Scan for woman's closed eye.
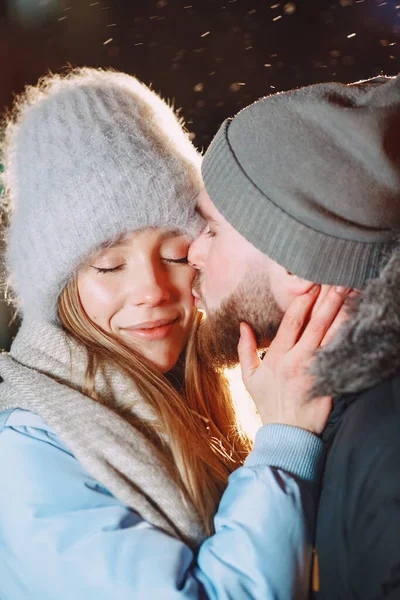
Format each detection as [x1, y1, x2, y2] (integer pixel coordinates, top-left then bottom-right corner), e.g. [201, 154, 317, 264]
[163, 256, 189, 265]
[89, 257, 189, 274]
[91, 264, 125, 274]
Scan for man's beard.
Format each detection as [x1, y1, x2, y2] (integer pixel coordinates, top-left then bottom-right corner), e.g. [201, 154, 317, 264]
[194, 269, 284, 370]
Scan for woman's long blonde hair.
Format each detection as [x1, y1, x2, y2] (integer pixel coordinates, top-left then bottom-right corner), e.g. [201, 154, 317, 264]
[58, 278, 253, 536]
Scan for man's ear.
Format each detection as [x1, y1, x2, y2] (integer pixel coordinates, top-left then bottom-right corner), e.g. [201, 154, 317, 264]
[285, 271, 316, 296]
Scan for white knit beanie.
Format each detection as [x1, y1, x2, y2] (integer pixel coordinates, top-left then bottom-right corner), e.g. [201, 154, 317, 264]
[1, 67, 204, 323]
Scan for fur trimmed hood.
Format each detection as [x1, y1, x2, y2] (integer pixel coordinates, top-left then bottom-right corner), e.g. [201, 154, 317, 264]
[313, 247, 400, 398]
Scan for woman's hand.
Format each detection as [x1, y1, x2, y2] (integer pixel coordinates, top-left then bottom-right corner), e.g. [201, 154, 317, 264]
[238, 285, 351, 435]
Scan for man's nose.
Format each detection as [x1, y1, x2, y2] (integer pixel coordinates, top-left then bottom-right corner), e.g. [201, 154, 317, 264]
[188, 234, 206, 270]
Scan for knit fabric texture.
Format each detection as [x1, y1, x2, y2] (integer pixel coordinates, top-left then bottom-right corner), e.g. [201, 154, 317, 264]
[0, 319, 205, 546]
[202, 75, 400, 289]
[1, 68, 204, 322]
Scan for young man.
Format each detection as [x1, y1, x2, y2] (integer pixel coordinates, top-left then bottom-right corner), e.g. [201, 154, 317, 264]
[189, 75, 400, 599]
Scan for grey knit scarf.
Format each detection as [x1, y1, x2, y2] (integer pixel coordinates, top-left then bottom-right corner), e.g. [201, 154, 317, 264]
[0, 320, 205, 547]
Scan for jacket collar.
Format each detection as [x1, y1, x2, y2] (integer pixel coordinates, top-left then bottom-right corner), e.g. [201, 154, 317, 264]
[313, 247, 400, 400]
[321, 394, 359, 446]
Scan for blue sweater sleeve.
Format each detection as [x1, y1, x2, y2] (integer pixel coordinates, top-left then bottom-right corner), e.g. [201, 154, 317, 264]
[0, 419, 325, 600]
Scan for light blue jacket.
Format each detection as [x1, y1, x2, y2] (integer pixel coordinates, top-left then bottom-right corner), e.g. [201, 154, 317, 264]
[0, 407, 325, 600]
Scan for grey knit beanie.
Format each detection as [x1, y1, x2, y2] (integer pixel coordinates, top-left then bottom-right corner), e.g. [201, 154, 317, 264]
[202, 75, 400, 289]
[1, 67, 204, 323]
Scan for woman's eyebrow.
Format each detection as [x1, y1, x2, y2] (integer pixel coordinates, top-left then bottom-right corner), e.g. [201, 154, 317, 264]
[99, 233, 130, 250]
[158, 230, 187, 242]
[97, 230, 186, 254]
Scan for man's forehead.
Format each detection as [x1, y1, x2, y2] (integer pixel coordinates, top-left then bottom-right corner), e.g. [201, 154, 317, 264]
[196, 188, 224, 223]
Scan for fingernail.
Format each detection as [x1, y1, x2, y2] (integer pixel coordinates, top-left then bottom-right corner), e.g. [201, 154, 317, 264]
[308, 284, 319, 294]
[336, 286, 346, 295]
[349, 290, 360, 298]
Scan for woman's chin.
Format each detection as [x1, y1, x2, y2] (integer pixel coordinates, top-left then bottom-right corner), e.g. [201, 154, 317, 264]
[150, 355, 179, 373]
[124, 340, 181, 373]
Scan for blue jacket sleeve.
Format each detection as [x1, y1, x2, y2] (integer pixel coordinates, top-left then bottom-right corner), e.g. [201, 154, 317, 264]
[0, 416, 325, 600]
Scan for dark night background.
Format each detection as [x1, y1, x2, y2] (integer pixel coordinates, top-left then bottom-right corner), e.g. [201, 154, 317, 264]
[1, 0, 400, 150]
[0, 0, 400, 348]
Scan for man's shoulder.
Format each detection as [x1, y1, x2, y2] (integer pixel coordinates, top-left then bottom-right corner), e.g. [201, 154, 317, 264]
[327, 373, 400, 479]
[317, 374, 400, 600]
[343, 373, 400, 437]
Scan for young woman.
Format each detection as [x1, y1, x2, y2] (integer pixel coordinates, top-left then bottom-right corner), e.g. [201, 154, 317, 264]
[0, 68, 342, 599]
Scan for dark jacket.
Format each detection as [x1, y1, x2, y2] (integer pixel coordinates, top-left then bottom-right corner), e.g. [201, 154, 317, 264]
[312, 249, 400, 600]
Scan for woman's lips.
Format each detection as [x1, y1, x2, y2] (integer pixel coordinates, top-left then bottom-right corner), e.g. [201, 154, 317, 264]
[121, 318, 179, 341]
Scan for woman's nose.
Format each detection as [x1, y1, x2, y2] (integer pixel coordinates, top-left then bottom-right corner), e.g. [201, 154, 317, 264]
[127, 271, 171, 307]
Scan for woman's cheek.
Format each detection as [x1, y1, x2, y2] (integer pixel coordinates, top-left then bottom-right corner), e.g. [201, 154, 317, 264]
[169, 268, 194, 306]
[78, 275, 121, 324]
[180, 267, 196, 292]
